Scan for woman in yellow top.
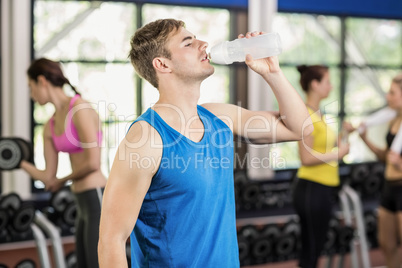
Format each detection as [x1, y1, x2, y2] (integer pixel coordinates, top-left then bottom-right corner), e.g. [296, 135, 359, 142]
[292, 65, 349, 268]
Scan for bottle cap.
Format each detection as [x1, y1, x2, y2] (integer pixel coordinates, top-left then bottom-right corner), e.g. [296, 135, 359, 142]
[209, 41, 232, 65]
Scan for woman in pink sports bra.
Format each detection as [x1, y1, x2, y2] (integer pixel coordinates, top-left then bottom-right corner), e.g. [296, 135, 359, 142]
[20, 58, 106, 268]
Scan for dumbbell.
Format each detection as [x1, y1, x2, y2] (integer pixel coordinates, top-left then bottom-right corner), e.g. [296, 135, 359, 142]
[0, 209, 9, 230]
[241, 182, 261, 210]
[323, 217, 340, 255]
[49, 188, 76, 227]
[15, 259, 36, 268]
[251, 223, 281, 261]
[337, 225, 355, 253]
[348, 164, 370, 195]
[364, 211, 378, 248]
[275, 219, 301, 260]
[237, 235, 249, 263]
[237, 225, 259, 262]
[234, 170, 248, 206]
[363, 163, 384, 197]
[0, 193, 35, 233]
[65, 251, 77, 268]
[0, 138, 32, 170]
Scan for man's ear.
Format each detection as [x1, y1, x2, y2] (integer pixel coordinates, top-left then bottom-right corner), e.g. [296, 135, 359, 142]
[152, 57, 171, 73]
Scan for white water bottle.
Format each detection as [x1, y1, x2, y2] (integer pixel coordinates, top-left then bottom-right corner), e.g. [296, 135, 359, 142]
[209, 32, 282, 65]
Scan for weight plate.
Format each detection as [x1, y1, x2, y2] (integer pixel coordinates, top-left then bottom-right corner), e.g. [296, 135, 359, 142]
[50, 188, 74, 212]
[0, 139, 22, 170]
[65, 251, 77, 268]
[62, 202, 77, 226]
[0, 193, 22, 211]
[15, 259, 35, 268]
[13, 138, 32, 162]
[12, 206, 35, 232]
[0, 209, 9, 229]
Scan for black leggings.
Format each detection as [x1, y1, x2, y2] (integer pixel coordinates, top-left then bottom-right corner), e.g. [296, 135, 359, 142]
[73, 187, 104, 268]
[292, 178, 335, 268]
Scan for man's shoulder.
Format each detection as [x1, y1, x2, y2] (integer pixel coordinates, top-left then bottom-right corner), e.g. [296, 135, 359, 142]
[125, 120, 162, 148]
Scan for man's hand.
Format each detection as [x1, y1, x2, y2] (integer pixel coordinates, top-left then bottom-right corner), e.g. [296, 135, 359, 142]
[239, 31, 281, 75]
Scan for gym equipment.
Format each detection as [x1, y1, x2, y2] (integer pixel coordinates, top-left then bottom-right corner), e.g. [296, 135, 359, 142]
[251, 223, 281, 262]
[15, 259, 36, 268]
[65, 251, 77, 268]
[338, 185, 370, 268]
[363, 163, 384, 197]
[350, 163, 370, 186]
[0, 209, 9, 230]
[241, 182, 260, 209]
[237, 235, 249, 263]
[61, 202, 77, 227]
[237, 225, 259, 265]
[30, 223, 51, 268]
[0, 193, 35, 234]
[34, 210, 66, 268]
[322, 218, 339, 255]
[11, 205, 35, 232]
[0, 193, 22, 212]
[234, 169, 248, 186]
[0, 138, 32, 170]
[50, 188, 74, 213]
[337, 225, 355, 253]
[49, 188, 76, 228]
[275, 219, 300, 260]
[364, 211, 378, 248]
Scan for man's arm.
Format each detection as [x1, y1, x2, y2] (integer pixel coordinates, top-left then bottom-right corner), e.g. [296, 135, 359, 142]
[203, 32, 313, 144]
[98, 121, 162, 267]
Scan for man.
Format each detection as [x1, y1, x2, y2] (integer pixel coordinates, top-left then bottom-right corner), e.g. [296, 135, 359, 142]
[98, 19, 313, 267]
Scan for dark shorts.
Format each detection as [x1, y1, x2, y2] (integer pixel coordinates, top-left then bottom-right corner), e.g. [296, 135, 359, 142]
[380, 180, 402, 212]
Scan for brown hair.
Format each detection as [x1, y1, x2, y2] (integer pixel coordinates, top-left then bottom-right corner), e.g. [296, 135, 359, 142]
[392, 73, 402, 91]
[296, 65, 329, 92]
[27, 58, 80, 95]
[128, 19, 185, 89]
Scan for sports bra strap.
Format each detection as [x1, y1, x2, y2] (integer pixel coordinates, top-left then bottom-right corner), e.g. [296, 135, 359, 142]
[68, 94, 80, 121]
[69, 94, 80, 109]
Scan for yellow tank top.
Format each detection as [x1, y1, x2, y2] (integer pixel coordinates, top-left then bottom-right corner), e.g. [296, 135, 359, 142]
[297, 107, 339, 187]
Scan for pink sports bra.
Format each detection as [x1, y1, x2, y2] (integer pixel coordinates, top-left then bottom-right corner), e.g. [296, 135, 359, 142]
[50, 95, 102, 154]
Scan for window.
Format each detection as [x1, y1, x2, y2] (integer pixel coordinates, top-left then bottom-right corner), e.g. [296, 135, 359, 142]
[32, 1, 402, 184]
[32, 1, 231, 190]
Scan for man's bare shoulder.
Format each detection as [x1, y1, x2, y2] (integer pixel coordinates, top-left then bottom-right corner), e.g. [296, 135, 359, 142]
[123, 120, 163, 151]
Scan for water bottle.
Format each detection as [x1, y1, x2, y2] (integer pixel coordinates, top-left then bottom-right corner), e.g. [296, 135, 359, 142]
[208, 32, 282, 65]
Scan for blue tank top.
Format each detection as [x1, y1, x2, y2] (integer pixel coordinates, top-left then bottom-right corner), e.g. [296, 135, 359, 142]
[129, 105, 239, 268]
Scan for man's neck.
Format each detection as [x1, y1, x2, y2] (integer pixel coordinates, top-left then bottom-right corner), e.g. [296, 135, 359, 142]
[157, 81, 201, 118]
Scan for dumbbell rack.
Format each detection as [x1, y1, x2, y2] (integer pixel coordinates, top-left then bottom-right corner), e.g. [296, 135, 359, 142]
[325, 185, 370, 268]
[0, 193, 68, 268]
